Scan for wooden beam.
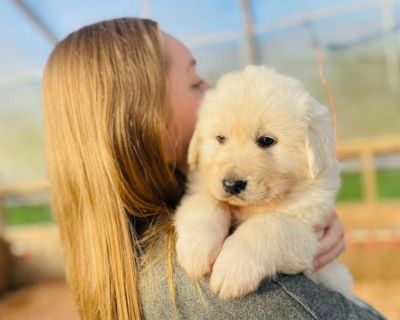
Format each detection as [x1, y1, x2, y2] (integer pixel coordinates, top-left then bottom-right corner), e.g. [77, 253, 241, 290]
[337, 202, 400, 228]
[0, 180, 49, 199]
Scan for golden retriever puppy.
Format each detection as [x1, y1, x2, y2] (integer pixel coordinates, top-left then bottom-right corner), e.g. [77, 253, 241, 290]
[174, 65, 353, 300]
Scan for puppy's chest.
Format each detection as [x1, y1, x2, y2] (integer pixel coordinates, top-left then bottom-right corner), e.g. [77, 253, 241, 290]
[230, 207, 252, 226]
[229, 205, 277, 229]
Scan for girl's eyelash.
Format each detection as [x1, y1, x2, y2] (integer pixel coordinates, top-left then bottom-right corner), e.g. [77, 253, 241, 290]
[192, 80, 203, 88]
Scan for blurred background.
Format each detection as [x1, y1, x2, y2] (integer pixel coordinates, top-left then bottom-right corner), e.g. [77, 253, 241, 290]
[0, 0, 399, 319]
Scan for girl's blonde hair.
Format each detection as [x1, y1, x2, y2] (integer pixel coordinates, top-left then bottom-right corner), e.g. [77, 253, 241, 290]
[42, 18, 182, 319]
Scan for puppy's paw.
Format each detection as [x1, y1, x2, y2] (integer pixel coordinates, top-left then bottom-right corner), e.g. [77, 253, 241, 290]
[209, 236, 274, 300]
[176, 232, 224, 280]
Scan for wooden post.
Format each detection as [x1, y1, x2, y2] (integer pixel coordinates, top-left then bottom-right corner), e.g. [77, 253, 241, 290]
[0, 196, 5, 236]
[0, 196, 9, 292]
[361, 150, 377, 204]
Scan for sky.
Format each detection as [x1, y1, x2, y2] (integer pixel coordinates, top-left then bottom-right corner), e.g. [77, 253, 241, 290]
[1, 0, 400, 182]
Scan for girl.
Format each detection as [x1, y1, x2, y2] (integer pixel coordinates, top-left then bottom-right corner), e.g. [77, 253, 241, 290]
[42, 18, 383, 319]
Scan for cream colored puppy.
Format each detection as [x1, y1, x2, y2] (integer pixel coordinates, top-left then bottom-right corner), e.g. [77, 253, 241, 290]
[174, 65, 353, 300]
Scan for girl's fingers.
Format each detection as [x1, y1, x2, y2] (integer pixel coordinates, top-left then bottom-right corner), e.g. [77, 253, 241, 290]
[314, 210, 336, 233]
[313, 237, 346, 271]
[316, 216, 344, 258]
[313, 210, 347, 270]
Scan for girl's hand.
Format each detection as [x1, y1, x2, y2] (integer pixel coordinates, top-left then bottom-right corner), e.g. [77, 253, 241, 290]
[313, 210, 346, 271]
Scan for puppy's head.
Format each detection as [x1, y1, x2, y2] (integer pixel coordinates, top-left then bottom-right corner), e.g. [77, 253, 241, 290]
[189, 65, 335, 207]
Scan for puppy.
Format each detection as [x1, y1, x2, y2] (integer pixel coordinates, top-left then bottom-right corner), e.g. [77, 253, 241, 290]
[174, 65, 353, 300]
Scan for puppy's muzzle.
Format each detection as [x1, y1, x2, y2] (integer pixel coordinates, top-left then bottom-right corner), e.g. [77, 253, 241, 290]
[223, 179, 247, 195]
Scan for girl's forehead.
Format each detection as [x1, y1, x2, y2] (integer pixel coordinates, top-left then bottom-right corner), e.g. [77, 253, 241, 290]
[162, 32, 193, 68]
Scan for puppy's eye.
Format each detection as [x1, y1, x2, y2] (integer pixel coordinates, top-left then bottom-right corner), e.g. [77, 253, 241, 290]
[256, 136, 277, 149]
[216, 135, 226, 144]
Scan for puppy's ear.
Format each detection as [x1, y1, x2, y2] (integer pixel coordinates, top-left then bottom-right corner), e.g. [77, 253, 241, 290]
[306, 99, 336, 179]
[187, 127, 201, 172]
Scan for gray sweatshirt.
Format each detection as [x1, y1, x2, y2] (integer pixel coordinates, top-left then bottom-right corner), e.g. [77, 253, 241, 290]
[139, 237, 386, 320]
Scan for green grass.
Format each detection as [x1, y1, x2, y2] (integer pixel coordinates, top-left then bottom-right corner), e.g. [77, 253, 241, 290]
[5, 204, 53, 226]
[377, 169, 400, 199]
[337, 172, 363, 202]
[337, 169, 400, 202]
[3, 169, 400, 226]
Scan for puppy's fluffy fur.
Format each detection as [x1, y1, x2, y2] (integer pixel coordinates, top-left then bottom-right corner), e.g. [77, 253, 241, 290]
[174, 66, 353, 300]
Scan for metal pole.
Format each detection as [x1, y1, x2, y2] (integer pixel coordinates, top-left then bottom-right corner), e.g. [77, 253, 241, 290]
[139, 0, 152, 18]
[12, 0, 58, 45]
[381, 0, 399, 92]
[240, 0, 259, 65]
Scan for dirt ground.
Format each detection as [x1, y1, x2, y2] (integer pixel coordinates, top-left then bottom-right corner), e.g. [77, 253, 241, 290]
[353, 279, 400, 320]
[0, 279, 398, 319]
[0, 281, 78, 320]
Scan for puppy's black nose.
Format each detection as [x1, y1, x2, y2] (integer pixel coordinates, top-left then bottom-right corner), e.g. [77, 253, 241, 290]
[223, 179, 247, 195]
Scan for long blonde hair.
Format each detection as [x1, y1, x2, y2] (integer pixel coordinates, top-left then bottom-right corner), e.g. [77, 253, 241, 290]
[42, 18, 182, 319]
